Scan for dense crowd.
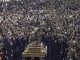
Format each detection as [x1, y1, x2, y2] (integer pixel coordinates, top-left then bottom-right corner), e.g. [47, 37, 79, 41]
[0, 0, 80, 60]
[0, 29, 69, 60]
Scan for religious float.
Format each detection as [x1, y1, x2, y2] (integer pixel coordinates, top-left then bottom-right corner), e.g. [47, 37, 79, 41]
[23, 41, 47, 60]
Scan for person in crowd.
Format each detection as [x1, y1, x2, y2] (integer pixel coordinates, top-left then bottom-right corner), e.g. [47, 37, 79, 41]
[41, 31, 55, 60]
[11, 35, 17, 60]
[14, 34, 23, 60]
[5, 36, 14, 60]
[58, 35, 69, 60]
[52, 34, 60, 60]
[0, 35, 6, 60]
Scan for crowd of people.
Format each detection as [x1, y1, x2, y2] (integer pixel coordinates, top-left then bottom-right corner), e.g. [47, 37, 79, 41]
[0, 28, 69, 60]
[0, 0, 80, 60]
[0, 31, 30, 60]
